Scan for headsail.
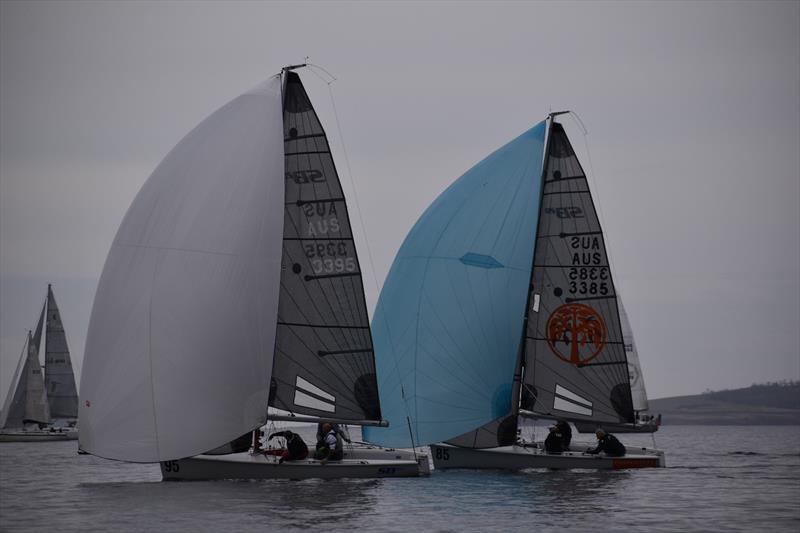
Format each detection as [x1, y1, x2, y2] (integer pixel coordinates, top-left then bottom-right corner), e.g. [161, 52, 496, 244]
[521, 121, 634, 425]
[269, 71, 381, 422]
[619, 299, 649, 412]
[44, 285, 78, 419]
[2, 303, 51, 429]
[364, 122, 546, 448]
[79, 77, 285, 462]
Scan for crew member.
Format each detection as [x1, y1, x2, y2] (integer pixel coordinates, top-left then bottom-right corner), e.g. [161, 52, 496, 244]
[314, 422, 344, 463]
[265, 430, 309, 463]
[544, 426, 564, 454]
[587, 428, 626, 457]
[555, 420, 572, 450]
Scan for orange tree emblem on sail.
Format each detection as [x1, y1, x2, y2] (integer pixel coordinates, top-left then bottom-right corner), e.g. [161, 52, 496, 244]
[546, 303, 606, 365]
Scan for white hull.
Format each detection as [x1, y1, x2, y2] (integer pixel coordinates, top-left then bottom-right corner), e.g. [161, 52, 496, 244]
[160, 445, 430, 480]
[430, 443, 665, 470]
[0, 428, 78, 442]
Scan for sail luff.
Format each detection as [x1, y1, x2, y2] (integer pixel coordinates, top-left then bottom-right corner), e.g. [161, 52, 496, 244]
[516, 113, 558, 410]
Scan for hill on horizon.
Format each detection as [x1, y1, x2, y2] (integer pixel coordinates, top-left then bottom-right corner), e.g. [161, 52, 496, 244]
[649, 381, 799, 425]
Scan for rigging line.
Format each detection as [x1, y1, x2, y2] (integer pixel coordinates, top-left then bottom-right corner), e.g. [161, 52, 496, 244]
[323, 76, 382, 306]
[298, 73, 376, 380]
[567, 110, 620, 283]
[306, 64, 413, 444]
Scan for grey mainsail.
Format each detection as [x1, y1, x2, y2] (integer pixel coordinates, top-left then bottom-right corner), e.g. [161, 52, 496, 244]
[44, 285, 78, 419]
[521, 121, 633, 425]
[269, 71, 381, 422]
[2, 303, 51, 429]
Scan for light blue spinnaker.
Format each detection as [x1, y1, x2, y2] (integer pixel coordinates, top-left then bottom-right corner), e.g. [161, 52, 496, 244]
[364, 121, 546, 448]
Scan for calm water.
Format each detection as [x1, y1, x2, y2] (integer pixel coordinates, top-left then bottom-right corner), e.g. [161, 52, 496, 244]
[1, 425, 798, 532]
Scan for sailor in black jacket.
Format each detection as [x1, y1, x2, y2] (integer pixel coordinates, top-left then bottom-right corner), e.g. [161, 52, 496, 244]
[587, 428, 626, 457]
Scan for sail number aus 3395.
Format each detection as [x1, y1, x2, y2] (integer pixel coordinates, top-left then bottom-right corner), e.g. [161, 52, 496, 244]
[568, 267, 609, 296]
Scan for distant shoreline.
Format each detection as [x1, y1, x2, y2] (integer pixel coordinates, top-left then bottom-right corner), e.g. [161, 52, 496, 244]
[648, 382, 799, 426]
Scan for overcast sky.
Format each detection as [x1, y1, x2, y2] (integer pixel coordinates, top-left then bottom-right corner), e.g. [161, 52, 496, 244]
[1, 0, 798, 400]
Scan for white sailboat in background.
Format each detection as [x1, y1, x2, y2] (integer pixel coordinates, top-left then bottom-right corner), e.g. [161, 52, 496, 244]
[1, 285, 79, 442]
[574, 300, 661, 433]
[364, 112, 664, 470]
[78, 65, 428, 479]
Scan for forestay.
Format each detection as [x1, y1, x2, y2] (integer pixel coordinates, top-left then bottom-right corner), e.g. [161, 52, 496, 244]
[79, 77, 285, 462]
[364, 122, 546, 448]
[270, 71, 381, 422]
[521, 122, 634, 425]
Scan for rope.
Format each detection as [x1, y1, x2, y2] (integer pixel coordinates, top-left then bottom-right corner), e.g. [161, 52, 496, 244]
[305, 63, 418, 454]
[567, 111, 620, 279]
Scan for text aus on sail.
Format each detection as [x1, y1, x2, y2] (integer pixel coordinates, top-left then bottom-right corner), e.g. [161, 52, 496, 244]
[288, 171, 357, 278]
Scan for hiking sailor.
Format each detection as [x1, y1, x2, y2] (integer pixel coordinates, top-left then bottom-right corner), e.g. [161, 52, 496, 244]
[587, 428, 626, 457]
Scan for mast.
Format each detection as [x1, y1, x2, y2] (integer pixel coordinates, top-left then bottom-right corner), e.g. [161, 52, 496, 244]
[513, 111, 566, 417]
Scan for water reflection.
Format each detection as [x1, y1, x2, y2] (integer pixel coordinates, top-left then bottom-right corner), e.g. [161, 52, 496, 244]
[252, 478, 381, 527]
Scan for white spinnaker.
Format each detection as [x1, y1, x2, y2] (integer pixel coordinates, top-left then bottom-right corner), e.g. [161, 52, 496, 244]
[79, 78, 285, 462]
[619, 300, 649, 412]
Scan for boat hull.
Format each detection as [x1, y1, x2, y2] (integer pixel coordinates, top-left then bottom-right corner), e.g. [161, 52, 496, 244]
[430, 443, 665, 470]
[0, 429, 78, 442]
[160, 446, 430, 480]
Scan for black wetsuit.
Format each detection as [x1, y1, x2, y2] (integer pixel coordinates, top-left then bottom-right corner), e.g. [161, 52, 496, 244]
[268, 430, 309, 460]
[589, 433, 626, 457]
[544, 431, 564, 454]
[555, 421, 572, 450]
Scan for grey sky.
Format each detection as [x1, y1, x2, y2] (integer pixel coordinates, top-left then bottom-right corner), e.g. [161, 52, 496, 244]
[1, 0, 798, 400]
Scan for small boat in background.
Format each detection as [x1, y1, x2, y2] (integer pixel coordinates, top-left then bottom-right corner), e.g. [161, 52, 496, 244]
[1, 285, 78, 442]
[574, 301, 661, 434]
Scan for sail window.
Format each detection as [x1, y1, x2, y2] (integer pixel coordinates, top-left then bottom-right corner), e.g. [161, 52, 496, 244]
[293, 376, 336, 412]
[295, 376, 335, 402]
[553, 384, 593, 416]
[294, 390, 335, 412]
[459, 253, 504, 269]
